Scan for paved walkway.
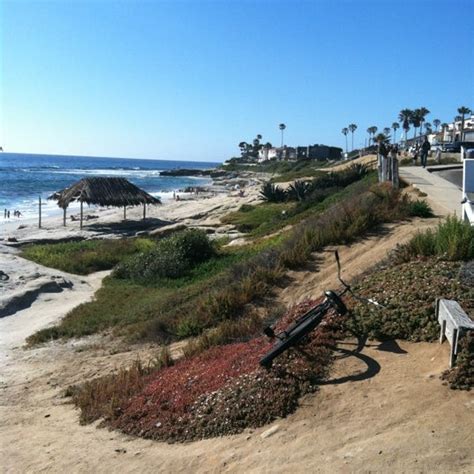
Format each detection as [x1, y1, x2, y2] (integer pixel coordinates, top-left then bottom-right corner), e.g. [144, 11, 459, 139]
[399, 165, 463, 217]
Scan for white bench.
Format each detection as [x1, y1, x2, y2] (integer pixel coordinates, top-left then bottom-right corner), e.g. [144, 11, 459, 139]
[437, 298, 474, 367]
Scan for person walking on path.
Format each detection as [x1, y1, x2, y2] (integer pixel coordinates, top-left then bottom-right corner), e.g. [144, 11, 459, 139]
[420, 136, 431, 168]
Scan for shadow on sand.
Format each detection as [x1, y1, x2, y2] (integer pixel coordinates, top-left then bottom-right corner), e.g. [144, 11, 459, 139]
[85, 217, 173, 236]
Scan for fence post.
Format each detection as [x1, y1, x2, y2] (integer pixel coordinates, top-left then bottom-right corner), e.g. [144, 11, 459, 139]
[392, 158, 399, 189]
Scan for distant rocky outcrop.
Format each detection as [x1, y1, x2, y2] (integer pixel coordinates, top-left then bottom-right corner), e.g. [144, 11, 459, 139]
[159, 169, 227, 178]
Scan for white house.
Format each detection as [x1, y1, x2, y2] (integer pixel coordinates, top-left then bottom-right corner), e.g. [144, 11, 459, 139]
[443, 115, 474, 142]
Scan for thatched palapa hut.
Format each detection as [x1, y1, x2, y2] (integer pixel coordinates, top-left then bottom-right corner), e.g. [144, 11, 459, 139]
[49, 177, 161, 228]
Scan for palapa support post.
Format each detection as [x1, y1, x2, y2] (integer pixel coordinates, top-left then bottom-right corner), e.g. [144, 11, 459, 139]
[80, 200, 83, 230]
[38, 196, 42, 229]
[123, 205, 127, 220]
[143, 203, 146, 220]
[63, 207, 67, 226]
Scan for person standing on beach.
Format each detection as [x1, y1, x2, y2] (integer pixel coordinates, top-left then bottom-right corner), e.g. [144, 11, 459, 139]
[420, 136, 431, 168]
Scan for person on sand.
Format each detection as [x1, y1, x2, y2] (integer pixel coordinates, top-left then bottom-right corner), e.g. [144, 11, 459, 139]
[420, 136, 431, 168]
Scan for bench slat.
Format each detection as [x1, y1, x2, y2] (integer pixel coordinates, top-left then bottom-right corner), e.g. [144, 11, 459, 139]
[438, 299, 474, 329]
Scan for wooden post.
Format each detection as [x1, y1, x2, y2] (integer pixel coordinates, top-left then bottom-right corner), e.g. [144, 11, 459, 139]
[377, 154, 383, 182]
[392, 158, 399, 189]
[123, 206, 127, 220]
[63, 207, 67, 226]
[80, 200, 83, 229]
[143, 203, 146, 220]
[38, 196, 42, 229]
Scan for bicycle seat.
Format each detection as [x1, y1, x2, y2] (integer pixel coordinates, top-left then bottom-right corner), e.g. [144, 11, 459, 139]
[324, 290, 347, 315]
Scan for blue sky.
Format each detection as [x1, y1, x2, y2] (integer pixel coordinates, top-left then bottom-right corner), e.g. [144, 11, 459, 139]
[1, 0, 473, 162]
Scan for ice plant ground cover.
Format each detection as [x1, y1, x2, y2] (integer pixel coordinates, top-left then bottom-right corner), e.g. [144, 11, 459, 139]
[72, 300, 344, 442]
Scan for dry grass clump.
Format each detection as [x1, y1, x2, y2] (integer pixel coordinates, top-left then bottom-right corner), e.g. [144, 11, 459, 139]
[69, 347, 173, 424]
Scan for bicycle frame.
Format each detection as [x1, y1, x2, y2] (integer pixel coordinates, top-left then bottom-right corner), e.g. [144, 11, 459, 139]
[259, 250, 380, 368]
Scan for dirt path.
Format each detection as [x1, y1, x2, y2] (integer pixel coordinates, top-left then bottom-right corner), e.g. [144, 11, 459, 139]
[2, 333, 473, 473]
[278, 216, 439, 306]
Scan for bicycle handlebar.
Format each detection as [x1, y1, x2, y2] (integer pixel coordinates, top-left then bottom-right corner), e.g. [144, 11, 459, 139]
[259, 251, 383, 368]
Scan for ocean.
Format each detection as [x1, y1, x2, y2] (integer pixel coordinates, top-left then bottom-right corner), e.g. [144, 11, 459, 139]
[0, 153, 219, 220]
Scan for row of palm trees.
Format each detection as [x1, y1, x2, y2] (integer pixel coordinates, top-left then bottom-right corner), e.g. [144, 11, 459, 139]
[341, 123, 357, 152]
[342, 106, 472, 150]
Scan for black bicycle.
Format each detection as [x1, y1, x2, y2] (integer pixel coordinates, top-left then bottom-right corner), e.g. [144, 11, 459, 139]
[259, 251, 382, 368]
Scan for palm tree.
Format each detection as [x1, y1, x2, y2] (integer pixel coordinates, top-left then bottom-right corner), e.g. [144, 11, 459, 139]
[411, 109, 423, 139]
[374, 133, 390, 144]
[383, 127, 391, 136]
[457, 106, 472, 141]
[424, 122, 432, 134]
[399, 109, 413, 142]
[418, 107, 430, 137]
[278, 123, 286, 147]
[432, 119, 441, 132]
[238, 141, 249, 157]
[256, 134, 262, 140]
[366, 126, 377, 146]
[348, 123, 357, 150]
[341, 127, 349, 152]
[391, 122, 399, 143]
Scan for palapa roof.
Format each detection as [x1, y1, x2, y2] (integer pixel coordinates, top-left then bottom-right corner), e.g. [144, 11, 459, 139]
[49, 177, 162, 209]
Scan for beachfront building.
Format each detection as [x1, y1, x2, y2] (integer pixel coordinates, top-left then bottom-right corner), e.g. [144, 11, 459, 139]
[442, 115, 474, 142]
[258, 146, 297, 162]
[258, 144, 342, 162]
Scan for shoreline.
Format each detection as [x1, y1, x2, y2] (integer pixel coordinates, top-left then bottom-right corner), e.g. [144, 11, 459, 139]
[0, 170, 264, 347]
[0, 171, 264, 245]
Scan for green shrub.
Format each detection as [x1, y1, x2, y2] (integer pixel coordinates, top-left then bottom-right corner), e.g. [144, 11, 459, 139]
[287, 180, 312, 202]
[394, 216, 474, 263]
[114, 229, 215, 282]
[435, 216, 474, 260]
[259, 182, 287, 203]
[408, 200, 434, 218]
